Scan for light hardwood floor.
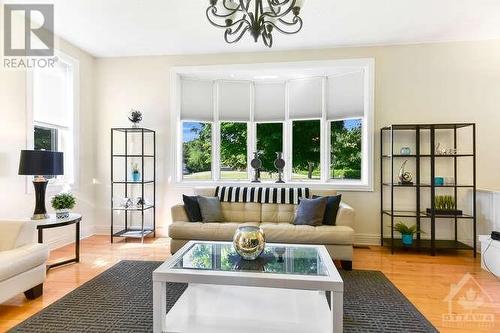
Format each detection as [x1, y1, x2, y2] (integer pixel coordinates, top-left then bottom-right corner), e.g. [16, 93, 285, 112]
[0, 235, 498, 332]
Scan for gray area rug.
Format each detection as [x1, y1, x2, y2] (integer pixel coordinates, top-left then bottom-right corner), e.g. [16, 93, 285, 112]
[9, 260, 437, 333]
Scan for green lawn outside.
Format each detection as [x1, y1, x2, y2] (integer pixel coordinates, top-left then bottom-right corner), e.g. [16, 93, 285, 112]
[183, 168, 361, 181]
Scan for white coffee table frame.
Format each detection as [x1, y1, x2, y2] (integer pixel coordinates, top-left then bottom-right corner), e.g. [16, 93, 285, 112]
[153, 241, 343, 333]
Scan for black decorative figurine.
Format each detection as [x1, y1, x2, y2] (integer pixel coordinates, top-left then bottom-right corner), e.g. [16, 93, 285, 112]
[250, 152, 262, 183]
[274, 152, 285, 183]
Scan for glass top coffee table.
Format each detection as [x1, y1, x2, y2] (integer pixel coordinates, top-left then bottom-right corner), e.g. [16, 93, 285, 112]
[153, 241, 343, 333]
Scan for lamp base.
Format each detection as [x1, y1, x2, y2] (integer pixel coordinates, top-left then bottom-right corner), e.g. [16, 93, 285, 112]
[32, 178, 49, 220]
[32, 213, 49, 220]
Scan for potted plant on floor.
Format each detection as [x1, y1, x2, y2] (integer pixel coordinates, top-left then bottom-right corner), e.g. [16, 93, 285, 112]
[393, 221, 421, 246]
[51, 193, 76, 219]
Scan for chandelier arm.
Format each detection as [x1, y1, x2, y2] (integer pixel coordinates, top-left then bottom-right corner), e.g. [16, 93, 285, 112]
[270, 0, 294, 7]
[226, 19, 248, 36]
[259, 1, 296, 24]
[224, 25, 250, 43]
[206, 7, 248, 29]
[206, 4, 241, 20]
[266, 16, 302, 34]
[239, 0, 251, 14]
[276, 16, 301, 26]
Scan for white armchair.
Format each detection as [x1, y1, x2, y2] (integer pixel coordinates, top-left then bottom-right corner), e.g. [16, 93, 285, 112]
[0, 220, 49, 303]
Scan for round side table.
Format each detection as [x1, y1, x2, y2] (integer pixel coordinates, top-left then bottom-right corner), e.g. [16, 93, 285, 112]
[36, 213, 82, 270]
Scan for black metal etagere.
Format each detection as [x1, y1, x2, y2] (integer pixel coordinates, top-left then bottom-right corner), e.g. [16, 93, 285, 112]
[111, 128, 156, 243]
[380, 123, 476, 256]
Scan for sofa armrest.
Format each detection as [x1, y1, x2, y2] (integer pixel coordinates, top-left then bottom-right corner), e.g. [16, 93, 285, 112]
[0, 220, 36, 252]
[171, 204, 190, 222]
[336, 202, 355, 229]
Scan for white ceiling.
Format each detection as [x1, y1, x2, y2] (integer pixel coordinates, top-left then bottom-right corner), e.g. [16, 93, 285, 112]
[7, 0, 500, 57]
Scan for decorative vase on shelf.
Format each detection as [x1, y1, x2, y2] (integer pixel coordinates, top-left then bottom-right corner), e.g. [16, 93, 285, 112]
[274, 152, 285, 183]
[233, 226, 266, 260]
[398, 160, 413, 185]
[250, 152, 262, 183]
[132, 171, 141, 182]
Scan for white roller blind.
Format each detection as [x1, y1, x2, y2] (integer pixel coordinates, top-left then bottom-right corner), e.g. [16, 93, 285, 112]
[327, 71, 365, 119]
[218, 80, 251, 121]
[181, 79, 213, 121]
[288, 77, 323, 119]
[33, 61, 72, 127]
[254, 82, 285, 121]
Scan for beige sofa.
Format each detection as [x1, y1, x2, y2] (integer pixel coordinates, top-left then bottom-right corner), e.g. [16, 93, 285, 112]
[0, 220, 49, 303]
[169, 187, 355, 270]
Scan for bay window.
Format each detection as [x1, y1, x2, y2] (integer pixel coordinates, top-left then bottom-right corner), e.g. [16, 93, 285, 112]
[174, 59, 374, 189]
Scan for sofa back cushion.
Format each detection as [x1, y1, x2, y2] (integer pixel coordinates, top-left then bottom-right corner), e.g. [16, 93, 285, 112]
[192, 187, 338, 224]
[261, 203, 297, 224]
[221, 202, 261, 223]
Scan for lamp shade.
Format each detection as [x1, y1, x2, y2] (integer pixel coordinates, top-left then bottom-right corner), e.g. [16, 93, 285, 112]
[18, 150, 64, 176]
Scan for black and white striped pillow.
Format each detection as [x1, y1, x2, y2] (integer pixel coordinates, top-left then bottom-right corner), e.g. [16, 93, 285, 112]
[214, 186, 310, 205]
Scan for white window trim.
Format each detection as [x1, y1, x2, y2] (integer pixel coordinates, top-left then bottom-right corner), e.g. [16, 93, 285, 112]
[26, 50, 80, 194]
[170, 59, 374, 191]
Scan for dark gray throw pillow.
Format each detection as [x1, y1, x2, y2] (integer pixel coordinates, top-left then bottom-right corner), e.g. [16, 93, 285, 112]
[313, 194, 342, 226]
[197, 196, 225, 223]
[183, 195, 202, 222]
[293, 197, 328, 226]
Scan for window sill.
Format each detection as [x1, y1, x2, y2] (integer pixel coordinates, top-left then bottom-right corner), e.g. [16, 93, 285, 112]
[172, 179, 373, 192]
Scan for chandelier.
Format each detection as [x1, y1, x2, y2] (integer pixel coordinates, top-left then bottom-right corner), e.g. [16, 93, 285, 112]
[206, 0, 305, 48]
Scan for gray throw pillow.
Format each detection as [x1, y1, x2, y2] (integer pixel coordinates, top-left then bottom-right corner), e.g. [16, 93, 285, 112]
[197, 196, 225, 223]
[293, 197, 328, 226]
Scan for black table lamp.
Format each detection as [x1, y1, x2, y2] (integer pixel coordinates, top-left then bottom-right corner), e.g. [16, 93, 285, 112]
[18, 150, 64, 220]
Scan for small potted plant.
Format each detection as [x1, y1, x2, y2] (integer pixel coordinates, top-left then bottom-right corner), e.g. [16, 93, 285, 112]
[426, 195, 462, 216]
[128, 109, 142, 128]
[131, 163, 141, 182]
[393, 221, 421, 246]
[51, 193, 76, 219]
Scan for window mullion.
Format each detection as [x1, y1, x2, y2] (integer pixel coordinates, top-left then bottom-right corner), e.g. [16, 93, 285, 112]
[248, 83, 255, 180]
[284, 80, 291, 182]
[213, 81, 221, 181]
[320, 76, 328, 182]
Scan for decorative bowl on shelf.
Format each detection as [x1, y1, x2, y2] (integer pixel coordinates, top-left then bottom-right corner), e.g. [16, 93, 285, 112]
[233, 226, 266, 260]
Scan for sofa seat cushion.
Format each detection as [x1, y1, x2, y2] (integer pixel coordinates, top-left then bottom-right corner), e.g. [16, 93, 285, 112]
[260, 223, 353, 245]
[0, 243, 49, 282]
[169, 222, 259, 241]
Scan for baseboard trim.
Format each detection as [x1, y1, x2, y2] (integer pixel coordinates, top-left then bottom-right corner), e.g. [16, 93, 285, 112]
[354, 233, 380, 246]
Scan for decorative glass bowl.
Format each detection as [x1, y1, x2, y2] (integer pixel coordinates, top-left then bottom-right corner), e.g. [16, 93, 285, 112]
[233, 226, 266, 260]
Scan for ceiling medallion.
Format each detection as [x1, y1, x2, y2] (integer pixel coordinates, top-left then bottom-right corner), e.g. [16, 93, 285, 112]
[206, 0, 305, 48]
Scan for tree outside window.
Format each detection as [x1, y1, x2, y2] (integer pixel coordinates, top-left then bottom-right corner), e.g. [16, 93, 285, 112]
[256, 123, 283, 180]
[220, 122, 248, 180]
[292, 120, 321, 180]
[182, 122, 212, 180]
[330, 119, 362, 179]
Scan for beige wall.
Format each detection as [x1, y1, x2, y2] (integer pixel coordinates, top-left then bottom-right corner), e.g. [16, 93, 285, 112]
[0, 17, 96, 248]
[94, 40, 500, 244]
